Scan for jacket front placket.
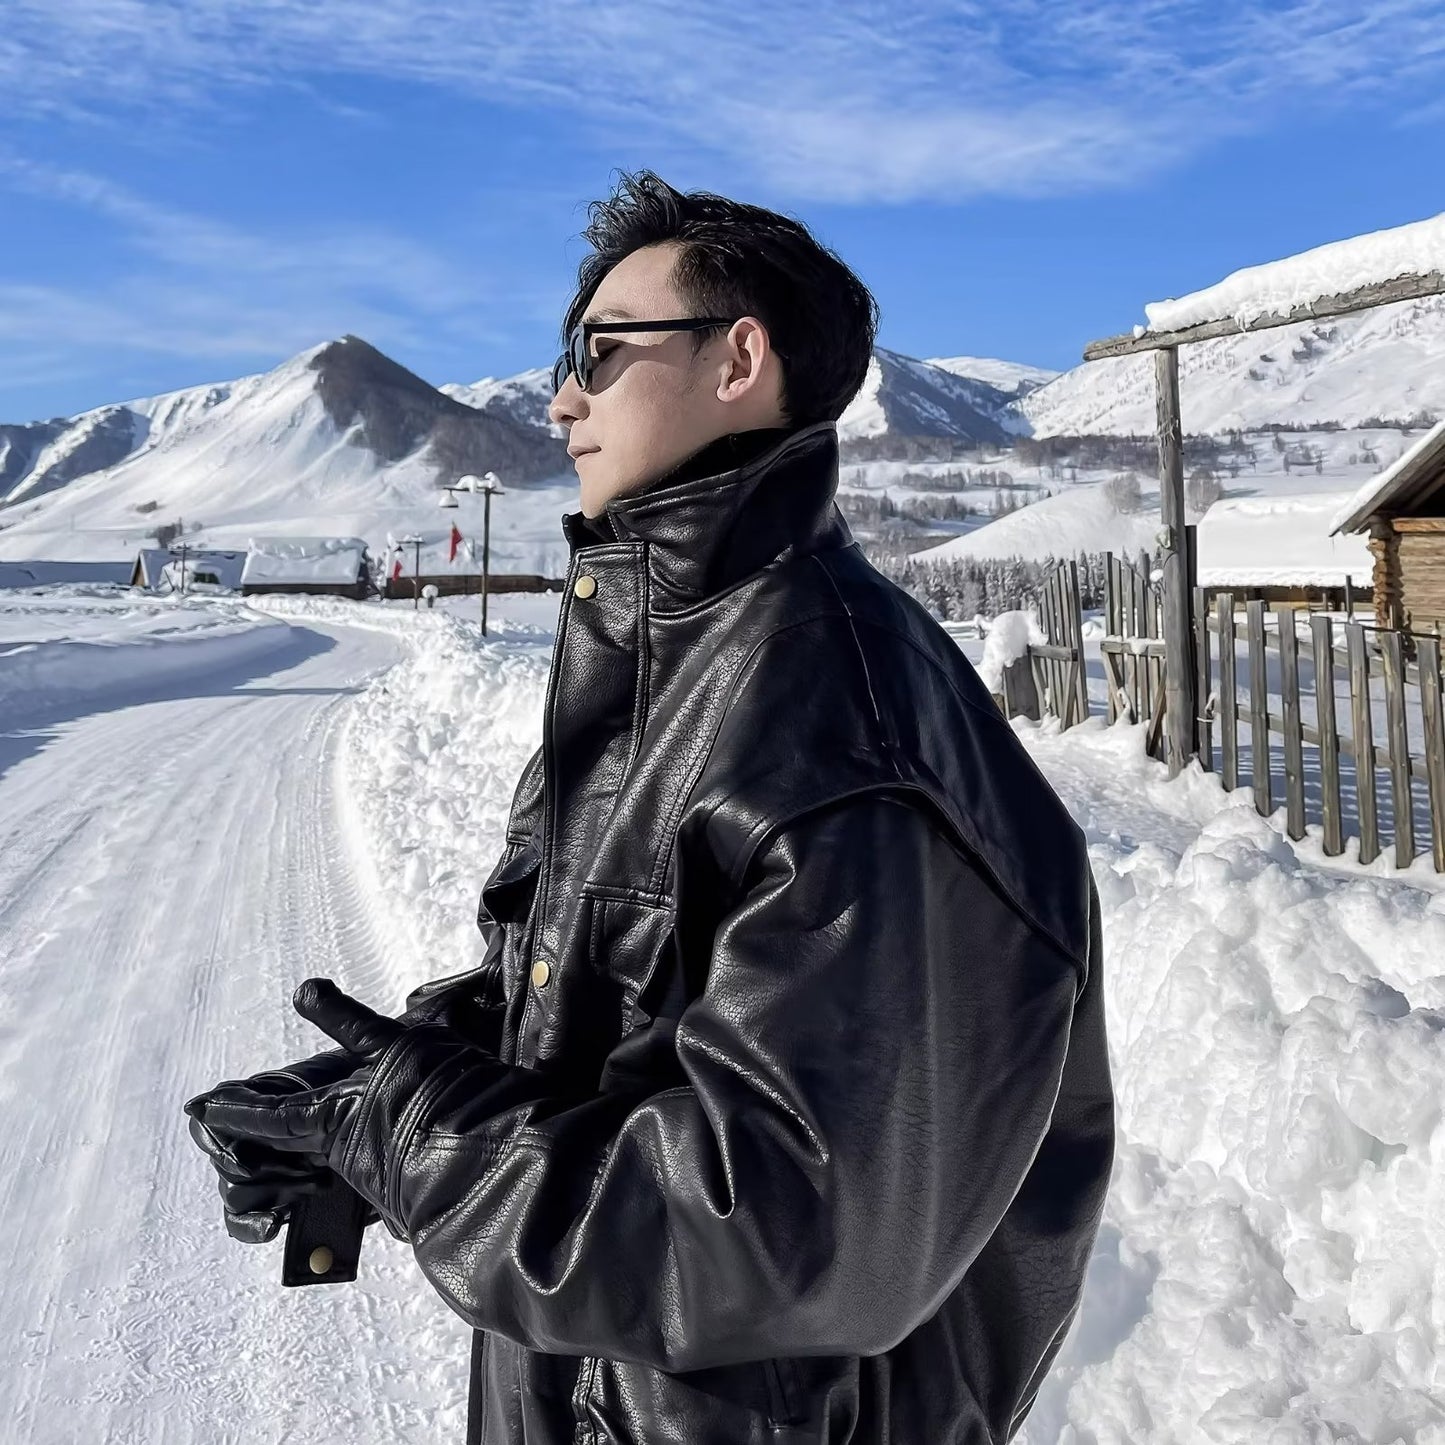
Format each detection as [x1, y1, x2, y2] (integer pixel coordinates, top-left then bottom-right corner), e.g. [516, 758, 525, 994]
[514, 526, 649, 1069]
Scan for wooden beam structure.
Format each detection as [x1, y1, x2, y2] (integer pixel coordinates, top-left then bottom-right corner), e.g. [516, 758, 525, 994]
[1084, 270, 1445, 360]
[1155, 348, 1194, 779]
[1082, 258, 1445, 780]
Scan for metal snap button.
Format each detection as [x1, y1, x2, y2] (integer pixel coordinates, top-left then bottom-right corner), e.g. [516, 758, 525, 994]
[574, 574, 597, 599]
[530, 958, 552, 988]
[308, 1246, 334, 1275]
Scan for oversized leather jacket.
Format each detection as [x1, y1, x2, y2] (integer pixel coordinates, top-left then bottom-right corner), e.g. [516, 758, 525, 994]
[380, 418, 1116, 1444]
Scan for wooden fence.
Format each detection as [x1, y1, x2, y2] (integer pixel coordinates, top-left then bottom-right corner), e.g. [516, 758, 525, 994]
[986, 553, 1445, 873]
[1195, 593, 1445, 871]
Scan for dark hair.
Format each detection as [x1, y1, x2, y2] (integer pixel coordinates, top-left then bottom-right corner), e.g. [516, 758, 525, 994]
[562, 169, 879, 428]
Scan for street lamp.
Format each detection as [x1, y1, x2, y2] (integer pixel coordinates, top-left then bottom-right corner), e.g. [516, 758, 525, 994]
[397, 532, 424, 611]
[444, 471, 505, 636]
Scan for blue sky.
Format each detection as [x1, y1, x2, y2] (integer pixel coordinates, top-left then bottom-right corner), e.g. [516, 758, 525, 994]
[3, 1, 1444, 423]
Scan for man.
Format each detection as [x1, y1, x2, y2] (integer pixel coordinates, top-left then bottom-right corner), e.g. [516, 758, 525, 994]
[184, 169, 1116, 1444]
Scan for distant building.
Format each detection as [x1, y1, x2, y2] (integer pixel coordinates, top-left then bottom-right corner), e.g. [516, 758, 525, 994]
[383, 534, 560, 599]
[1196, 492, 1374, 611]
[0, 559, 133, 590]
[1330, 420, 1445, 633]
[240, 537, 371, 600]
[130, 548, 246, 592]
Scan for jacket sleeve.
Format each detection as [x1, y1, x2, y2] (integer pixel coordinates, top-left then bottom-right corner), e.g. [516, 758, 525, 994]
[380, 789, 1086, 1371]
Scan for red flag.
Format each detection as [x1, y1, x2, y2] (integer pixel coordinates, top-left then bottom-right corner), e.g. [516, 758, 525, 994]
[391, 555, 403, 581]
[448, 521, 462, 563]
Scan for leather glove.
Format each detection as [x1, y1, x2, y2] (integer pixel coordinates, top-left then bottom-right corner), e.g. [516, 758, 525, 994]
[185, 1068, 373, 1244]
[183, 965, 501, 1244]
[185, 977, 490, 1237]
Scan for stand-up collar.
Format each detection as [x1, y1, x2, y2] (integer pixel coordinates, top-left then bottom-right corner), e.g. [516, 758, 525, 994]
[559, 419, 851, 606]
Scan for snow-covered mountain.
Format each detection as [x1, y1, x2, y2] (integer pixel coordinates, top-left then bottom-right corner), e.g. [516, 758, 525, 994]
[0, 337, 572, 564]
[924, 355, 1059, 404]
[838, 347, 1019, 450]
[439, 367, 562, 438]
[1020, 292, 1445, 436]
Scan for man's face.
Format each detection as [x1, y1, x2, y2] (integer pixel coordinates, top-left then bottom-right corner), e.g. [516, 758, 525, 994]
[547, 241, 785, 518]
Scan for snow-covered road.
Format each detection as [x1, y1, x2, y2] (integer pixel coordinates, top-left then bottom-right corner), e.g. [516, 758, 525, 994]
[0, 616, 478, 1443]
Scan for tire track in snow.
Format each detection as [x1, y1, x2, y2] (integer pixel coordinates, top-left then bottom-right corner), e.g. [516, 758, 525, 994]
[0, 618, 471, 1443]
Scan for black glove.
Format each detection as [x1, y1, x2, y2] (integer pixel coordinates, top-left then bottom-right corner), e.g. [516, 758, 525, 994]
[183, 966, 502, 1244]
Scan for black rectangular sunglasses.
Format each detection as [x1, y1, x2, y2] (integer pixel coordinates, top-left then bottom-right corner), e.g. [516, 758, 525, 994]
[551, 317, 734, 396]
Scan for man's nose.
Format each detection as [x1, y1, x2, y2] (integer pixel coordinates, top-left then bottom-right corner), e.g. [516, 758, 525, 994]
[548, 374, 585, 427]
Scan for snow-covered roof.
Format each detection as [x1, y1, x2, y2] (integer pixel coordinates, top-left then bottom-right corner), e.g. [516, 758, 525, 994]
[1197, 492, 1374, 587]
[1143, 211, 1445, 334]
[241, 536, 368, 586]
[134, 547, 247, 590]
[1329, 418, 1445, 535]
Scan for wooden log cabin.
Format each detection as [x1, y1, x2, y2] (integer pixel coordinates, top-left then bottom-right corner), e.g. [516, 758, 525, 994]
[1331, 419, 1445, 634]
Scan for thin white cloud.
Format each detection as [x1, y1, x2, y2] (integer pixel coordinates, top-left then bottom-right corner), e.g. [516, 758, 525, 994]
[3, 0, 1444, 200]
[0, 155, 555, 408]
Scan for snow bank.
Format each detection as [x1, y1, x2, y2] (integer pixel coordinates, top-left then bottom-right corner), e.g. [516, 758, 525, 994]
[1012, 715, 1445, 1443]
[318, 602, 553, 991]
[1144, 211, 1445, 333]
[0, 593, 297, 729]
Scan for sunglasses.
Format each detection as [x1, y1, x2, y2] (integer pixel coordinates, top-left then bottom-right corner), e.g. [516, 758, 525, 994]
[551, 317, 735, 396]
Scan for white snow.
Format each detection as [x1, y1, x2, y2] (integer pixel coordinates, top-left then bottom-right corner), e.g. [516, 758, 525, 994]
[1143, 211, 1445, 333]
[1329, 415, 1445, 535]
[1196, 492, 1375, 587]
[974, 608, 1046, 693]
[386, 531, 488, 577]
[0, 587, 299, 729]
[1025, 293, 1445, 437]
[2, 523, 1444, 1439]
[240, 535, 369, 586]
[910, 479, 1161, 566]
[924, 355, 1059, 394]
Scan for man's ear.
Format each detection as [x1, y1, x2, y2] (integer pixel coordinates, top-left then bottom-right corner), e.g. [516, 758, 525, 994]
[716, 317, 770, 402]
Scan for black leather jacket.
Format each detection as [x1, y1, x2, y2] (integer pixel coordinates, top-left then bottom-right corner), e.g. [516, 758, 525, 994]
[379, 419, 1116, 1444]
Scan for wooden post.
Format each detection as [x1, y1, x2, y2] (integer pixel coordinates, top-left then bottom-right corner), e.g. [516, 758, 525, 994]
[1218, 593, 1238, 792]
[1415, 635, 1445, 873]
[1156, 346, 1198, 778]
[1247, 599, 1272, 817]
[1277, 606, 1306, 840]
[1311, 614, 1344, 857]
[1379, 628, 1415, 868]
[1347, 622, 1380, 865]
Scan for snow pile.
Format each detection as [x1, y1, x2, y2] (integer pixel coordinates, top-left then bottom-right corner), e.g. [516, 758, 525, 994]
[327, 605, 553, 989]
[975, 608, 1045, 693]
[241, 535, 368, 586]
[1144, 211, 1445, 333]
[1010, 715, 1445, 1443]
[0, 590, 295, 730]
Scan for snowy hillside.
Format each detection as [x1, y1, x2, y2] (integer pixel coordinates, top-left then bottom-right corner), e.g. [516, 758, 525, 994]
[439, 366, 562, 438]
[1021, 293, 1445, 437]
[925, 354, 1058, 402]
[0, 338, 571, 567]
[838, 347, 1017, 447]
